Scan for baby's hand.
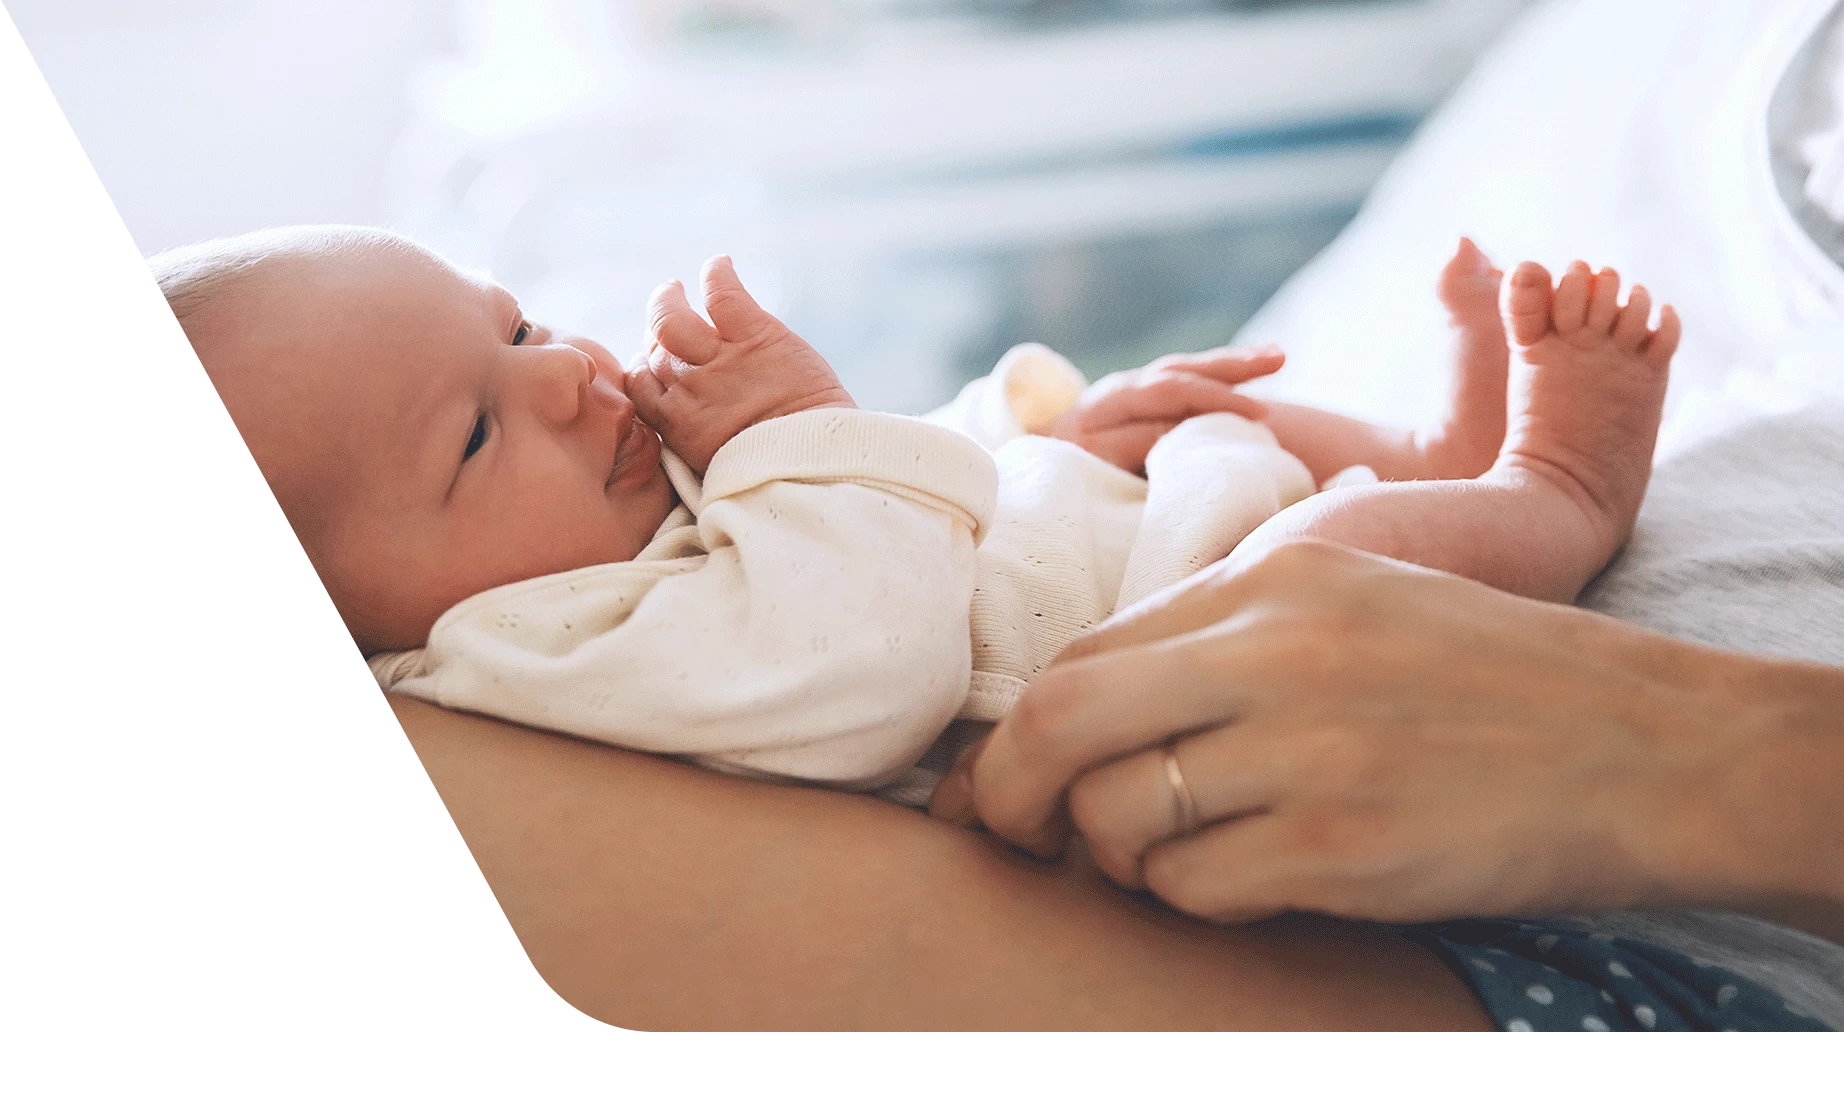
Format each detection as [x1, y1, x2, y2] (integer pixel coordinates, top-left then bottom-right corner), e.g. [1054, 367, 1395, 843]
[628, 256, 855, 473]
[1048, 346, 1282, 474]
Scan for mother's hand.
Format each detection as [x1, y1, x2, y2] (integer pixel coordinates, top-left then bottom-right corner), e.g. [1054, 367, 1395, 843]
[932, 541, 1836, 927]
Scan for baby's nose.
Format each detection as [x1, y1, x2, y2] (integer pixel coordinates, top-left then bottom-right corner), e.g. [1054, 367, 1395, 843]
[586, 371, 630, 413]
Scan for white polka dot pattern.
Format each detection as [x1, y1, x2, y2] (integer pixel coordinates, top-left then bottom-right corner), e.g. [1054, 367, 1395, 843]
[1404, 920, 1836, 1031]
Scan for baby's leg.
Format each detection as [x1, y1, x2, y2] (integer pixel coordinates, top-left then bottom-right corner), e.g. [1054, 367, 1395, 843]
[1232, 260, 1679, 603]
[1257, 238, 1510, 484]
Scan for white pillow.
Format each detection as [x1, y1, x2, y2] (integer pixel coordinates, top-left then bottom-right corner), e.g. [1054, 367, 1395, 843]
[1772, 5, 1844, 252]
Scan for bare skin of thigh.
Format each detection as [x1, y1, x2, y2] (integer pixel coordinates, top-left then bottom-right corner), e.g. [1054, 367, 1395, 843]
[393, 697, 1489, 1030]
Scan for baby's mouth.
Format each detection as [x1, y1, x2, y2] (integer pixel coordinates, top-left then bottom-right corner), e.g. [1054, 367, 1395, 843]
[605, 412, 660, 490]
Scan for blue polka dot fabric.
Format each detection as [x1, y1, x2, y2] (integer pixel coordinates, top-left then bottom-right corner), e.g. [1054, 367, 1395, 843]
[1401, 918, 1833, 1031]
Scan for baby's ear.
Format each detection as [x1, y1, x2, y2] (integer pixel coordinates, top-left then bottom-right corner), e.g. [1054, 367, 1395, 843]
[700, 255, 776, 341]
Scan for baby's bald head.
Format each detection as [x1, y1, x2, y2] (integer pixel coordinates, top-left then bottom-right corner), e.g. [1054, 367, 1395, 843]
[150, 226, 673, 653]
[153, 226, 435, 542]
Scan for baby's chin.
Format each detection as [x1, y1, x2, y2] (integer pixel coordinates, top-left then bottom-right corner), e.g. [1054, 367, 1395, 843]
[614, 452, 680, 554]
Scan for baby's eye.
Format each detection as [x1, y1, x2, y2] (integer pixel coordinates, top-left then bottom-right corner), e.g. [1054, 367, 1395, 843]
[463, 413, 488, 461]
[512, 320, 533, 345]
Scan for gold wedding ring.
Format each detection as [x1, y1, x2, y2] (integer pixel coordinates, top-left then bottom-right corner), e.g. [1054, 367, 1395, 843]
[1163, 745, 1201, 837]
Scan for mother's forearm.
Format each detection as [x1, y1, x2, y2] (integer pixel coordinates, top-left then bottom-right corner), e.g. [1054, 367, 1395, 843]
[391, 696, 1487, 1029]
[1636, 644, 1844, 942]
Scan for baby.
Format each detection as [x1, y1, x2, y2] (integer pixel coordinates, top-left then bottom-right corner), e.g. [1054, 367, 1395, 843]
[156, 226, 1678, 805]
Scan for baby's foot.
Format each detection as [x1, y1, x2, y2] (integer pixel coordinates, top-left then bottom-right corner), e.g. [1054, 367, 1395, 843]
[1494, 260, 1680, 557]
[1417, 237, 1510, 479]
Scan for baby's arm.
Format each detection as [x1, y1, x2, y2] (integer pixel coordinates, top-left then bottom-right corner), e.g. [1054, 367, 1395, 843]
[927, 343, 1277, 475]
[391, 409, 998, 788]
[927, 342, 1475, 486]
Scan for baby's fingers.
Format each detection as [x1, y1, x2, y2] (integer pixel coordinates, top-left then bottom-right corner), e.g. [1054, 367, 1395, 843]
[624, 365, 669, 426]
[701, 255, 778, 343]
[647, 279, 722, 365]
[1150, 345, 1285, 386]
[1087, 370, 1266, 428]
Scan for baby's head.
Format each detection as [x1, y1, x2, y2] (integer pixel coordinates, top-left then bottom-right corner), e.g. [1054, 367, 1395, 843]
[156, 226, 675, 655]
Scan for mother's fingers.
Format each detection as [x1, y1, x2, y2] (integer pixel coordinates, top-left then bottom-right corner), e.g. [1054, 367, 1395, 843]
[1140, 813, 1312, 924]
[961, 543, 1428, 855]
[1058, 564, 1249, 669]
[1061, 538, 1368, 667]
[969, 627, 1266, 855]
[1067, 727, 1283, 887]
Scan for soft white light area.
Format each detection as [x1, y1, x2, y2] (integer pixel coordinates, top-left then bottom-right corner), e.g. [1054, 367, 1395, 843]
[15, 0, 1536, 415]
[390, 0, 1532, 413]
[13, 0, 453, 253]
[1236, 0, 1844, 442]
[416, 0, 623, 140]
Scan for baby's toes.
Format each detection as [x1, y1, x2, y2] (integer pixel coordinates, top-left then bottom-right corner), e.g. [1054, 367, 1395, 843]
[1586, 267, 1621, 334]
[1639, 304, 1682, 374]
[1551, 260, 1594, 335]
[1438, 237, 1500, 307]
[1610, 285, 1652, 353]
[1501, 261, 1556, 346]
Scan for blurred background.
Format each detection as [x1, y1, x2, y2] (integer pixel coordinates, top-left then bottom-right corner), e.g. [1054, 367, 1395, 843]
[15, 0, 1529, 412]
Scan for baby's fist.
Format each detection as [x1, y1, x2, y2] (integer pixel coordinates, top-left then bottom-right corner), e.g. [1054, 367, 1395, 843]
[627, 256, 855, 473]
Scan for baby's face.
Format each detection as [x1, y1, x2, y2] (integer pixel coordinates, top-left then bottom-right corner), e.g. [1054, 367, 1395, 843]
[200, 238, 675, 653]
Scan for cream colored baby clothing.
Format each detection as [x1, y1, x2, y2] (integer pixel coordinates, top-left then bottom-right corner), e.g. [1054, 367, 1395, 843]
[372, 345, 1315, 796]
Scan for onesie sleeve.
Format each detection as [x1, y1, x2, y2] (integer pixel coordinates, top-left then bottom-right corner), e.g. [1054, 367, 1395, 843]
[922, 342, 1088, 451]
[385, 409, 998, 790]
[1114, 412, 1316, 612]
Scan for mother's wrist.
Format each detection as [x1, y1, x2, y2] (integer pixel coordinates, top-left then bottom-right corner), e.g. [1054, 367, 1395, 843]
[1639, 645, 1844, 914]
